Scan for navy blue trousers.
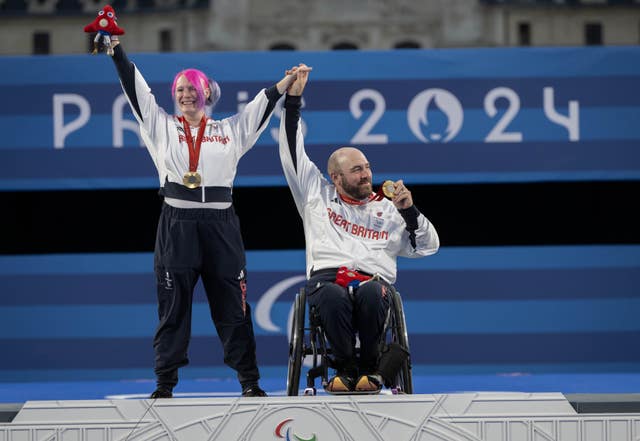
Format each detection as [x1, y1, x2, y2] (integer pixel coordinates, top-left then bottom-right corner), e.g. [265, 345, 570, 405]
[152, 203, 260, 389]
[306, 270, 390, 376]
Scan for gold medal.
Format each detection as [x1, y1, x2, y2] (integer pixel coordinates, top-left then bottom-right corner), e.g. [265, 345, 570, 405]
[183, 171, 202, 189]
[180, 116, 206, 190]
[382, 180, 395, 198]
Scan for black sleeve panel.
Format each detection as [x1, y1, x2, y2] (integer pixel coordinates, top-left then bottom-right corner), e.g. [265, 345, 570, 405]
[284, 94, 302, 172]
[257, 85, 283, 131]
[111, 45, 143, 122]
[399, 205, 421, 249]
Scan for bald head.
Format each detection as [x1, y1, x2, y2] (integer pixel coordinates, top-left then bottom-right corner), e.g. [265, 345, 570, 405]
[327, 147, 366, 177]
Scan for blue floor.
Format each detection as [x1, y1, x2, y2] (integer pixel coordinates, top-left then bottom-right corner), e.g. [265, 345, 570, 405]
[2, 368, 640, 403]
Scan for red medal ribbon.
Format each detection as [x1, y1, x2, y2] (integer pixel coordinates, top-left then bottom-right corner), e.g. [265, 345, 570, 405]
[339, 192, 380, 206]
[180, 116, 207, 173]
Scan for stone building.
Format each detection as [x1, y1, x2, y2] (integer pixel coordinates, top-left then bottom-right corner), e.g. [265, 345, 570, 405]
[0, 0, 638, 55]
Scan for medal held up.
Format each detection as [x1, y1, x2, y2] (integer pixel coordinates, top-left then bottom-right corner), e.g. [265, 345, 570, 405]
[382, 180, 396, 198]
[372, 180, 397, 201]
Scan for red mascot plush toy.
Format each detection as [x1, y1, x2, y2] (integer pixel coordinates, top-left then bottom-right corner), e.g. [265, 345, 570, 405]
[84, 5, 125, 56]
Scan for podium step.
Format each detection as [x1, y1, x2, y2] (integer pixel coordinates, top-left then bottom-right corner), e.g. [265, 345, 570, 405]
[1, 392, 640, 440]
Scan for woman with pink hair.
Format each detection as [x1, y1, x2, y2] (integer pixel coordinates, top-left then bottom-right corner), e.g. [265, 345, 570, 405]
[104, 12, 302, 399]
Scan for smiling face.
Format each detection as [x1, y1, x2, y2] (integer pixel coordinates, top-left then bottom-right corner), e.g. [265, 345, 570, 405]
[172, 69, 213, 123]
[329, 147, 373, 200]
[175, 75, 203, 116]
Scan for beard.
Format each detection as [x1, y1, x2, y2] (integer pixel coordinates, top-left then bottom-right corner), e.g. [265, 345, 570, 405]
[341, 176, 372, 200]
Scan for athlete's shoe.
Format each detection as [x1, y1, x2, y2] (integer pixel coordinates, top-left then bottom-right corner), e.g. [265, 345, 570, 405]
[242, 385, 268, 397]
[325, 375, 355, 393]
[150, 386, 173, 399]
[355, 374, 383, 393]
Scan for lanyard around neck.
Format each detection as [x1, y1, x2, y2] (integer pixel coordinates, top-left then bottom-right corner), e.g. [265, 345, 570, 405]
[180, 116, 207, 172]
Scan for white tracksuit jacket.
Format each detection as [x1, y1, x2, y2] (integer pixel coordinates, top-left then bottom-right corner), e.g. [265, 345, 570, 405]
[279, 95, 440, 283]
[113, 45, 280, 203]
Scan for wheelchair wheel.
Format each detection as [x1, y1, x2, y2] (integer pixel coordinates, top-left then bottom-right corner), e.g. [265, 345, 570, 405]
[390, 289, 413, 394]
[286, 289, 306, 396]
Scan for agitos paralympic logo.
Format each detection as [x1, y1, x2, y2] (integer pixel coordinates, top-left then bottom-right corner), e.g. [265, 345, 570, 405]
[275, 419, 317, 441]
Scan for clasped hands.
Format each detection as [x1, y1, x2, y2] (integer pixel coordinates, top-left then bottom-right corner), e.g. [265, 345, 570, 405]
[283, 63, 313, 96]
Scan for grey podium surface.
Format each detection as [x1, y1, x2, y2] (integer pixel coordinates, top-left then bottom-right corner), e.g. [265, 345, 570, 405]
[1, 392, 640, 440]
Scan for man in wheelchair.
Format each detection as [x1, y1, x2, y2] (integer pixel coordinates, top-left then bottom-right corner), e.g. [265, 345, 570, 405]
[278, 66, 440, 394]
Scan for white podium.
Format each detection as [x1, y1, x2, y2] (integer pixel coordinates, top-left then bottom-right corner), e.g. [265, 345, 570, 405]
[2, 392, 640, 441]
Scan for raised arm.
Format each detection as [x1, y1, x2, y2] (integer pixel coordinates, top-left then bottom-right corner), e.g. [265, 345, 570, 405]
[109, 39, 143, 122]
[281, 64, 312, 174]
[278, 65, 324, 215]
[223, 65, 304, 157]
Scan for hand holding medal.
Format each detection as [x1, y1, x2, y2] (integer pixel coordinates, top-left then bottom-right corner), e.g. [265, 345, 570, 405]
[380, 179, 413, 209]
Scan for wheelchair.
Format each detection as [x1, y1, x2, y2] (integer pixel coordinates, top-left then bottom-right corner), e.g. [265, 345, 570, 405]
[286, 284, 413, 396]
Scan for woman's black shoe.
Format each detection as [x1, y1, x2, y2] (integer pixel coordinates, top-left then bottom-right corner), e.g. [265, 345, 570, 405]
[241, 385, 267, 397]
[150, 387, 173, 398]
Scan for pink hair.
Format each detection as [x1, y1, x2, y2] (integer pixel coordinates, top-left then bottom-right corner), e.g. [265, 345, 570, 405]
[171, 68, 209, 110]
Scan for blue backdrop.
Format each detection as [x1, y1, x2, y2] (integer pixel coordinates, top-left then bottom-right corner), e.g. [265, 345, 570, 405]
[1, 46, 639, 190]
[0, 246, 638, 382]
[1, 47, 639, 383]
